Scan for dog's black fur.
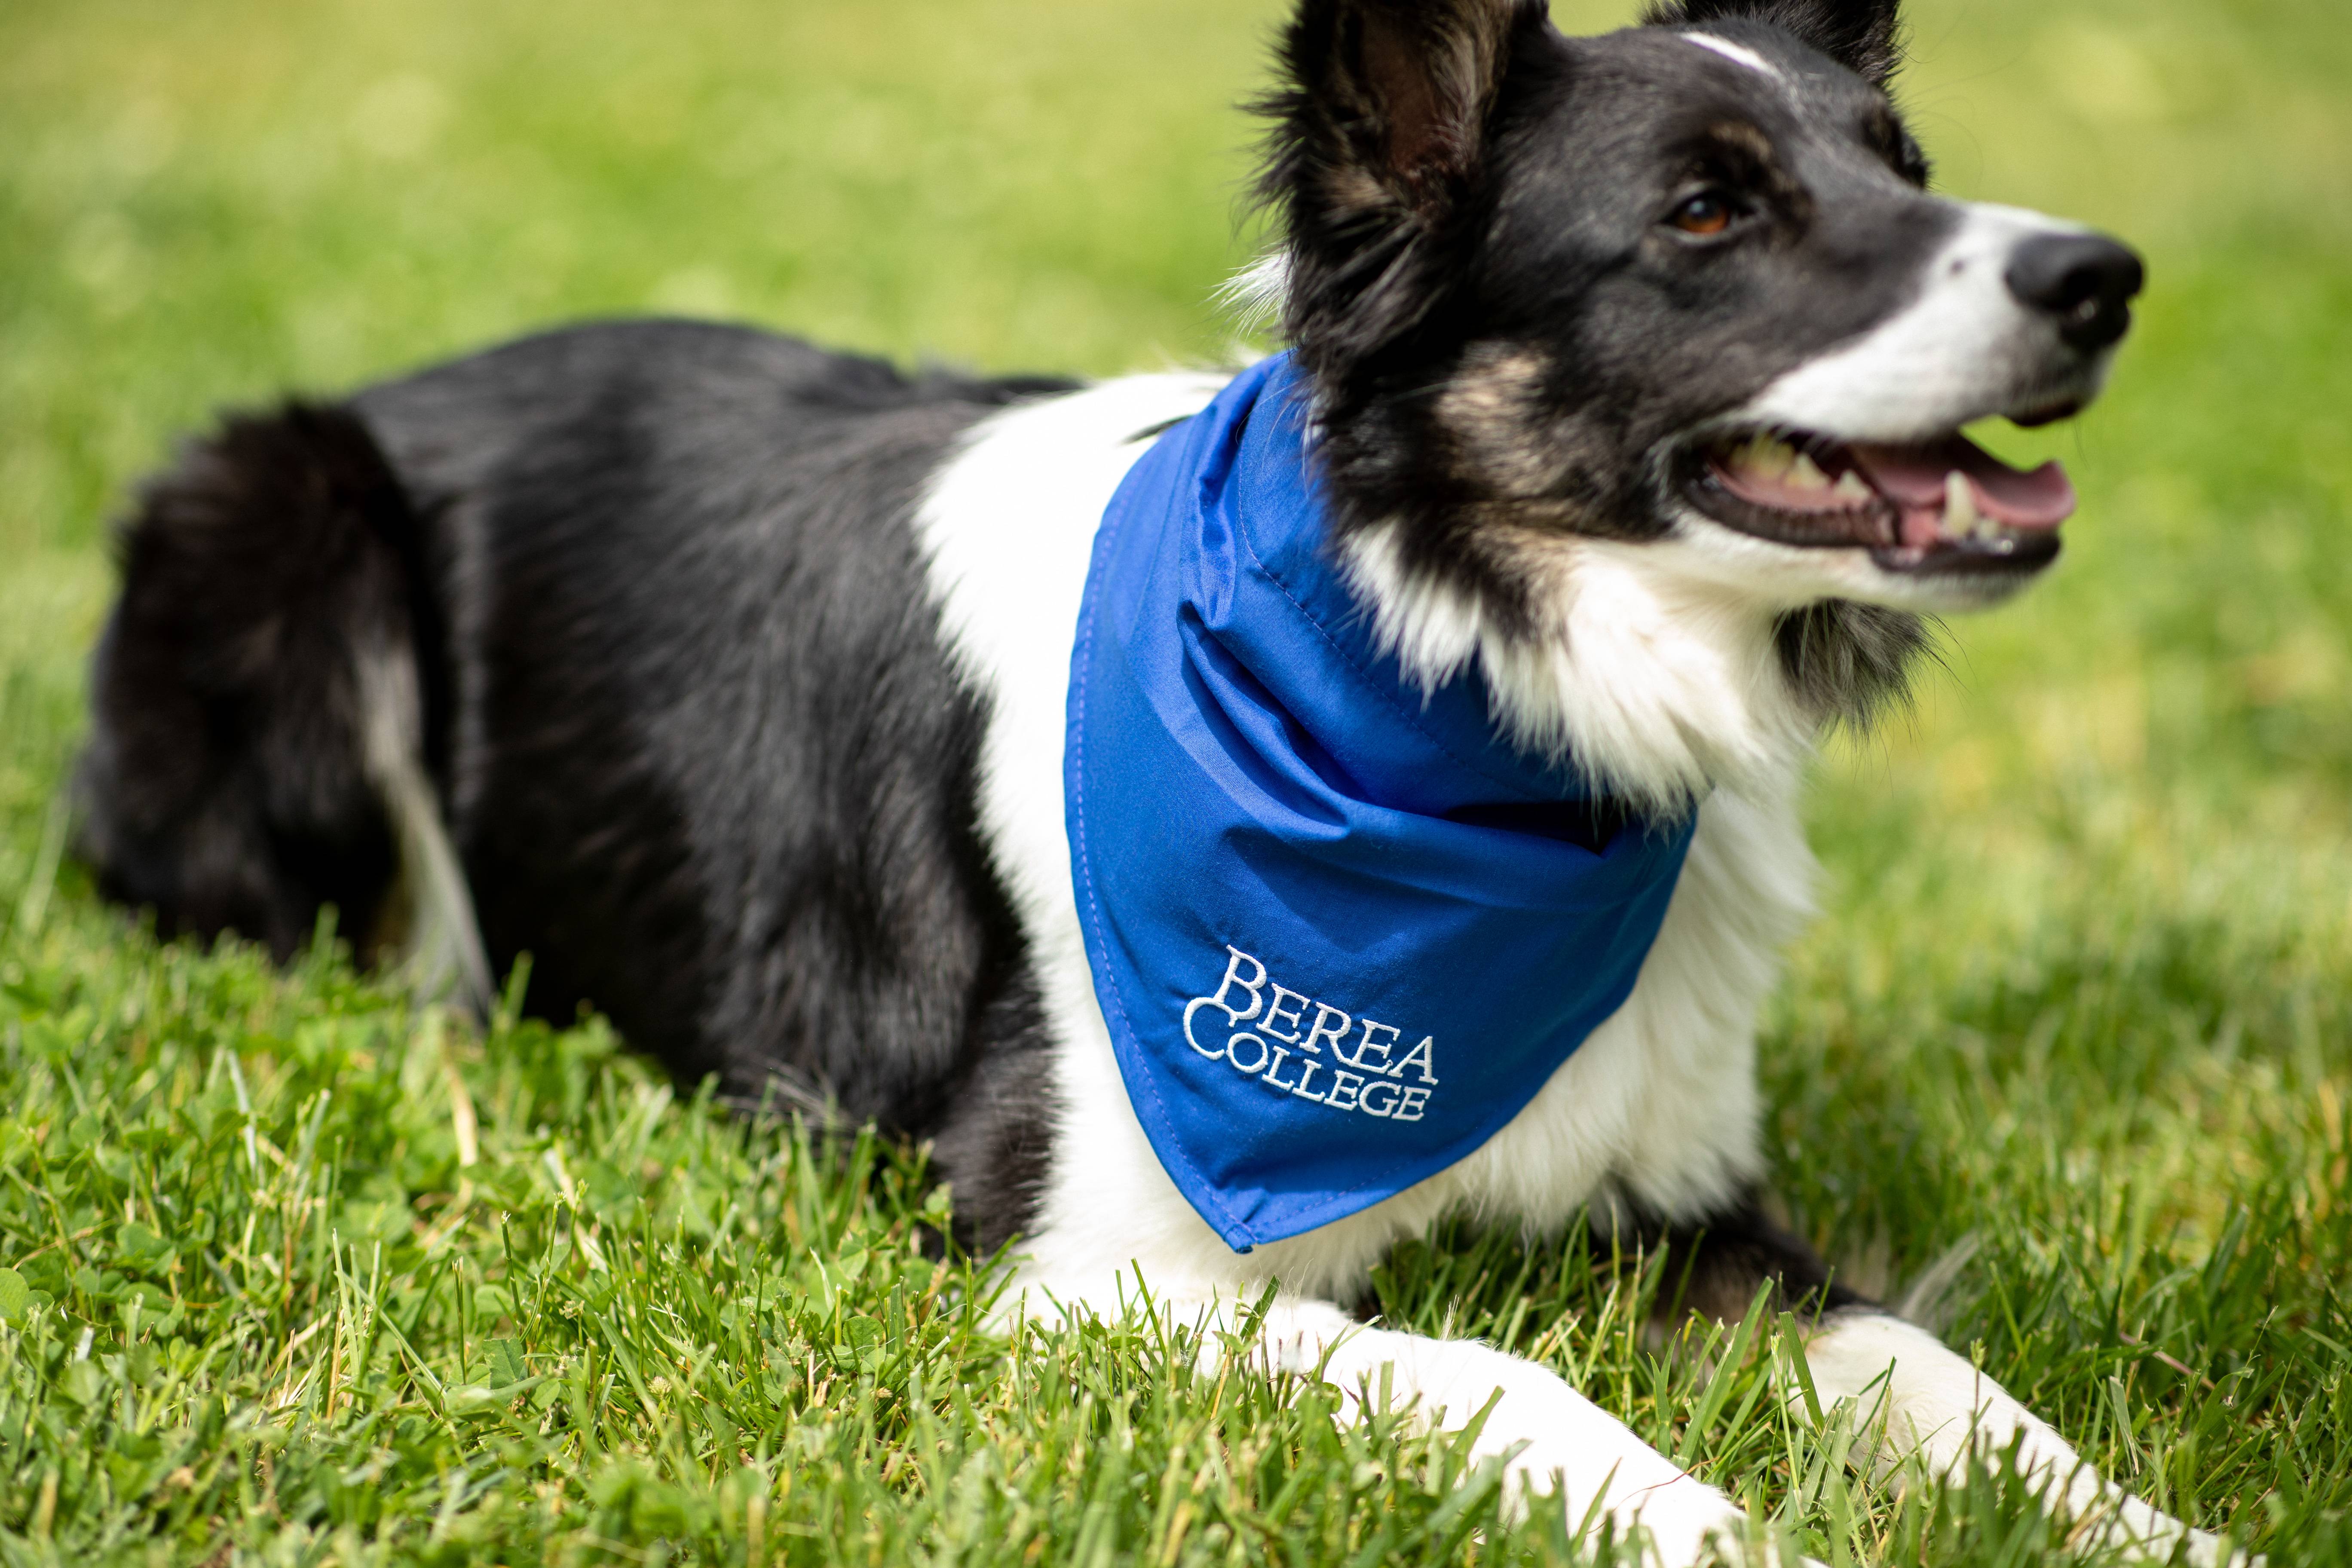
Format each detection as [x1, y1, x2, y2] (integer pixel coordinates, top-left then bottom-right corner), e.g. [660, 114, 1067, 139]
[79, 404, 425, 962]
[82, 325, 1079, 1247]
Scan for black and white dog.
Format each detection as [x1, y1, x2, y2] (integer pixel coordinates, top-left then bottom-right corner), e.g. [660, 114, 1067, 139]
[77, 0, 2231, 1560]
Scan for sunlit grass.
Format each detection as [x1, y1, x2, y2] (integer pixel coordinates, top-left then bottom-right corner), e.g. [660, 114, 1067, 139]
[0, 0, 2346, 1561]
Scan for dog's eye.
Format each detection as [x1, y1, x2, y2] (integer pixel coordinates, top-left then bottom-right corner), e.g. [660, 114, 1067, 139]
[1669, 192, 1737, 237]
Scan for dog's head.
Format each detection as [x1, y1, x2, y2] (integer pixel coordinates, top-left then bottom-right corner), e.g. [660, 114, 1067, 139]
[1253, 0, 2142, 793]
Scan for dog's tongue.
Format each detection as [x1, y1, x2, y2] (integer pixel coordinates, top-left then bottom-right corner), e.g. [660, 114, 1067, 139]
[1850, 435, 2076, 535]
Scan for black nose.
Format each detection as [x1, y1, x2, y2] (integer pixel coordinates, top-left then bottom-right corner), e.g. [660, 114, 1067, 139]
[2005, 233, 2145, 352]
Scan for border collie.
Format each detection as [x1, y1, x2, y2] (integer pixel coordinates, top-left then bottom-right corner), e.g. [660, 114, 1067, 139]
[76, 0, 2236, 1561]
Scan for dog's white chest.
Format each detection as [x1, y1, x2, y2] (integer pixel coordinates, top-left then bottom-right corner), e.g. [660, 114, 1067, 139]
[916, 376, 1817, 1299]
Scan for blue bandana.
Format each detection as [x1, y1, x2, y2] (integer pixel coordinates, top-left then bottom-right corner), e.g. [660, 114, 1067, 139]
[1066, 353, 1696, 1253]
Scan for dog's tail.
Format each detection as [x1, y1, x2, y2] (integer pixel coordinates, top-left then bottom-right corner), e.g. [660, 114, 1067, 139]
[75, 402, 493, 1011]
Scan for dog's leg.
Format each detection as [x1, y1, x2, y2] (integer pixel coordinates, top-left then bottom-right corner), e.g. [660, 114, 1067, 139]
[1636, 1197, 2245, 1565]
[1044, 1287, 1777, 1567]
[1802, 1311, 2245, 1565]
[1013, 1172, 1787, 1561]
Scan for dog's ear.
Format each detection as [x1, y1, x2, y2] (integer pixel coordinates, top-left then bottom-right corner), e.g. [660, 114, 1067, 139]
[1271, 0, 1545, 217]
[1642, 0, 1905, 88]
[1258, 0, 1551, 371]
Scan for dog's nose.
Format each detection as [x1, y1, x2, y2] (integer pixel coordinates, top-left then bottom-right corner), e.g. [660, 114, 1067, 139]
[2005, 233, 2145, 351]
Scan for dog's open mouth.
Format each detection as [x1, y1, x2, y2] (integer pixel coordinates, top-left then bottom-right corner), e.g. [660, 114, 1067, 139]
[1686, 428, 2076, 573]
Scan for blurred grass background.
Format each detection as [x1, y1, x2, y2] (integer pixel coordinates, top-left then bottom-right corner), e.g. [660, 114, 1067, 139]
[0, 0, 2347, 1562]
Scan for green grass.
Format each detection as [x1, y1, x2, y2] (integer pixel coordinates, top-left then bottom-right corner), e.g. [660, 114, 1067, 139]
[1, 0, 2348, 1562]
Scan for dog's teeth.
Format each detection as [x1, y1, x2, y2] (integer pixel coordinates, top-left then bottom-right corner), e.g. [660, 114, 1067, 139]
[1737, 434, 1796, 479]
[1944, 470, 1981, 539]
[1788, 452, 1831, 493]
[1832, 470, 1873, 505]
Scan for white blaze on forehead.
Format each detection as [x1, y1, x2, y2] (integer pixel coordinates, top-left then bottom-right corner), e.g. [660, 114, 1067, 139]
[1683, 33, 1784, 79]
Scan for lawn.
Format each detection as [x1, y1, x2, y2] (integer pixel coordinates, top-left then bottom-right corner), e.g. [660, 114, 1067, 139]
[0, 0, 2347, 1562]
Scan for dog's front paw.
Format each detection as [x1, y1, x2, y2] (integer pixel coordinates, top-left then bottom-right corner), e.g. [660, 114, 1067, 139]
[2079, 1496, 2258, 1568]
[1508, 1449, 1810, 1568]
[2154, 1524, 2259, 1568]
[1633, 1505, 1823, 1568]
